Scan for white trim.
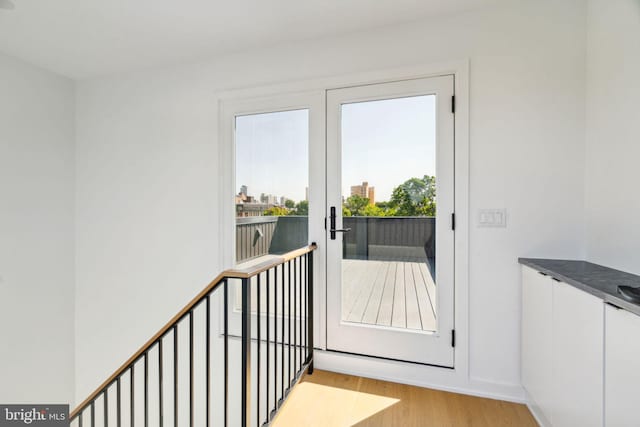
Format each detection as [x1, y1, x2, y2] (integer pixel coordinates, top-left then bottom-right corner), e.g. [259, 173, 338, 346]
[524, 389, 552, 427]
[216, 59, 484, 399]
[314, 350, 526, 403]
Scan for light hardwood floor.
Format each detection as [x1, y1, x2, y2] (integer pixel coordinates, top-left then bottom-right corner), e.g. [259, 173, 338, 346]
[272, 370, 537, 427]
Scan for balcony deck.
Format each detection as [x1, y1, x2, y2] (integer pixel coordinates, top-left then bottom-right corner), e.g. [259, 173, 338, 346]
[342, 259, 437, 332]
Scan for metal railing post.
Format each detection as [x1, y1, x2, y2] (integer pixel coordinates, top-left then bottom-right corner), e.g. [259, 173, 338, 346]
[307, 245, 314, 374]
[241, 278, 252, 427]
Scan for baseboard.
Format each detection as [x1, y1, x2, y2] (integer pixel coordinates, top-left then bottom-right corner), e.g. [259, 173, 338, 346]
[523, 389, 551, 427]
[314, 349, 526, 404]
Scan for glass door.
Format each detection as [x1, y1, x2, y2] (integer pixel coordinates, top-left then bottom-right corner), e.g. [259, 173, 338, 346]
[326, 76, 455, 366]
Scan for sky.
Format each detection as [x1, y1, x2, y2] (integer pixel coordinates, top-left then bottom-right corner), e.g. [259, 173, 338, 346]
[235, 95, 436, 203]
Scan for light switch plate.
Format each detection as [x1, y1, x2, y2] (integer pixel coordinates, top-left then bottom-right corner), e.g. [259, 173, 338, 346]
[478, 209, 507, 227]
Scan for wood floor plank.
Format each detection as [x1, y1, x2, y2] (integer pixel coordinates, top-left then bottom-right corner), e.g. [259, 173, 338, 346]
[391, 262, 406, 328]
[272, 370, 538, 427]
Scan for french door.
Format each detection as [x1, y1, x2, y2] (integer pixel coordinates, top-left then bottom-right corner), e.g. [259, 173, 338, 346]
[223, 74, 456, 367]
[325, 76, 455, 366]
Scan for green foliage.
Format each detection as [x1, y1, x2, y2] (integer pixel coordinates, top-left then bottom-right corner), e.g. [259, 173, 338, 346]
[284, 199, 295, 209]
[344, 195, 370, 216]
[263, 206, 289, 216]
[389, 175, 436, 216]
[288, 200, 308, 216]
[362, 204, 385, 217]
[342, 206, 352, 217]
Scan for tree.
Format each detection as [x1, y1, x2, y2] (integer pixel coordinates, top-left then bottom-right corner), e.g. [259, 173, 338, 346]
[389, 175, 436, 216]
[263, 206, 288, 216]
[344, 195, 370, 216]
[284, 199, 295, 209]
[289, 200, 308, 216]
[362, 204, 385, 217]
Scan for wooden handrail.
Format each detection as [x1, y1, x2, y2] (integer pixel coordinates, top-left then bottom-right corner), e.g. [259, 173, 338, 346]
[71, 243, 317, 419]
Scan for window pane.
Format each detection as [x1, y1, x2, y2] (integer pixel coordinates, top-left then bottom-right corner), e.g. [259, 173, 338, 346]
[235, 109, 309, 265]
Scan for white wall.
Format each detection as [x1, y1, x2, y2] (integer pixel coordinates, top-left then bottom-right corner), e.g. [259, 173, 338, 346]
[0, 53, 75, 403]
[585, 0, 640, 274]
[75, 0, 587, 402]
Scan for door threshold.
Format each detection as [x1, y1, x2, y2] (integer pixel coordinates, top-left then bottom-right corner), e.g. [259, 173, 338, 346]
[323, 348, 454, 369]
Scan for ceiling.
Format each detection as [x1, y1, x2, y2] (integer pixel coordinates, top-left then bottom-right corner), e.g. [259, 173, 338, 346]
[0, 0, 499, 79]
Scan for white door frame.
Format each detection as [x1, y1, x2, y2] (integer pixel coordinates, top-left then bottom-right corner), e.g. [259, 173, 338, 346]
[217, 60, 472, 396]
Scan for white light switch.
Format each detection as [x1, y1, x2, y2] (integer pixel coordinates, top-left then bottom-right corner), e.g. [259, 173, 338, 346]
[478, 209, 507, 227]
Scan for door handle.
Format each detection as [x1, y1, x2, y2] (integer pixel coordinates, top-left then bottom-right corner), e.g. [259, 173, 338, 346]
[329, 206, 351, 240]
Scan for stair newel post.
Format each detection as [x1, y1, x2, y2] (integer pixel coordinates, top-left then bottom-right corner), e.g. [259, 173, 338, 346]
[241, 277, 251, 427]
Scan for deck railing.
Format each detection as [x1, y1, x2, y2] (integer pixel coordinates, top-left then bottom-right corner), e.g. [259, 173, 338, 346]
[236, 215, 435, 263]
[71, 244, 316, 427]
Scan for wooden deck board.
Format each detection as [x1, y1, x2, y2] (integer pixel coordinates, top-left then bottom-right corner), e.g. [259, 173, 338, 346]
[361, 262, 390, 325]
[346, 261, 384, 323]
[391, 262, 406, 328]
[376, 262, 396, 326]
[343, 259, 436, 332]
[404, 263, 423, 330]
[413, 262, 436, 331]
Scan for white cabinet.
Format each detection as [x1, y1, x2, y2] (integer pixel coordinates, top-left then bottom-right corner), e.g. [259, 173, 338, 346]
[605, 304, 640, 427]
[521, 266, 604, 427]
[521, 266, 553, 425]
[552, 281, 603, 427]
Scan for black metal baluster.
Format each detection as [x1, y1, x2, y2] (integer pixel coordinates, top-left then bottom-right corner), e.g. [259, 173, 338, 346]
[241, 278, 251, 427]
[304, 254, 308, 363]
[79, 412, 83, 427]
[296, 255, 304, 377]
[224, 279, 229, 427]
[298, 256, 302, 374]
[303, 254, 307, 363]
[266, 268, 270, 423]
[130, 365, 135, 427]
[293, 257, 297, 378]
[116, 377, 121, 427]
[159, 340, 164, 427]
[104, 390, 109, 427]
[206, 295, 210, 427]
[173, 325, 178, 427]
[288, 260, 292, 390]
[90, 402, 95, 427]
[256, 274, 261, 427]
[144, 353, 149, 427]
[189, 311, 194, 427]
[273, 265, 278, 413]
[308, 248, 314, 374]
[280, 264, 285, 402]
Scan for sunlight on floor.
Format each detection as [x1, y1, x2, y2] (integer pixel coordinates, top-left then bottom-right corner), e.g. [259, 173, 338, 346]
[271, 370, 538, 427]
[272, 380, 400, 427]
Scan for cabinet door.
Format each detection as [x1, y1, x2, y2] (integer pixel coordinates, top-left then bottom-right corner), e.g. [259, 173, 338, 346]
[605, 304, 640, 427]
[521, 266, 553, 424]
[552, 281, 604, 427]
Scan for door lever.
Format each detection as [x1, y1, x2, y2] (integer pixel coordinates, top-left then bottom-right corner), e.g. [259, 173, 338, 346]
[329, 206, 351, 240]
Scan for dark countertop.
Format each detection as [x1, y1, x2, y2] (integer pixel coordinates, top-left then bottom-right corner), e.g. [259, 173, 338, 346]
[519, 258, 640, 317]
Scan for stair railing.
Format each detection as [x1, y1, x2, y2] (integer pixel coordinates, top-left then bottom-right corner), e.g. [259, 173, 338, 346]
[70, 243, 316, 427]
